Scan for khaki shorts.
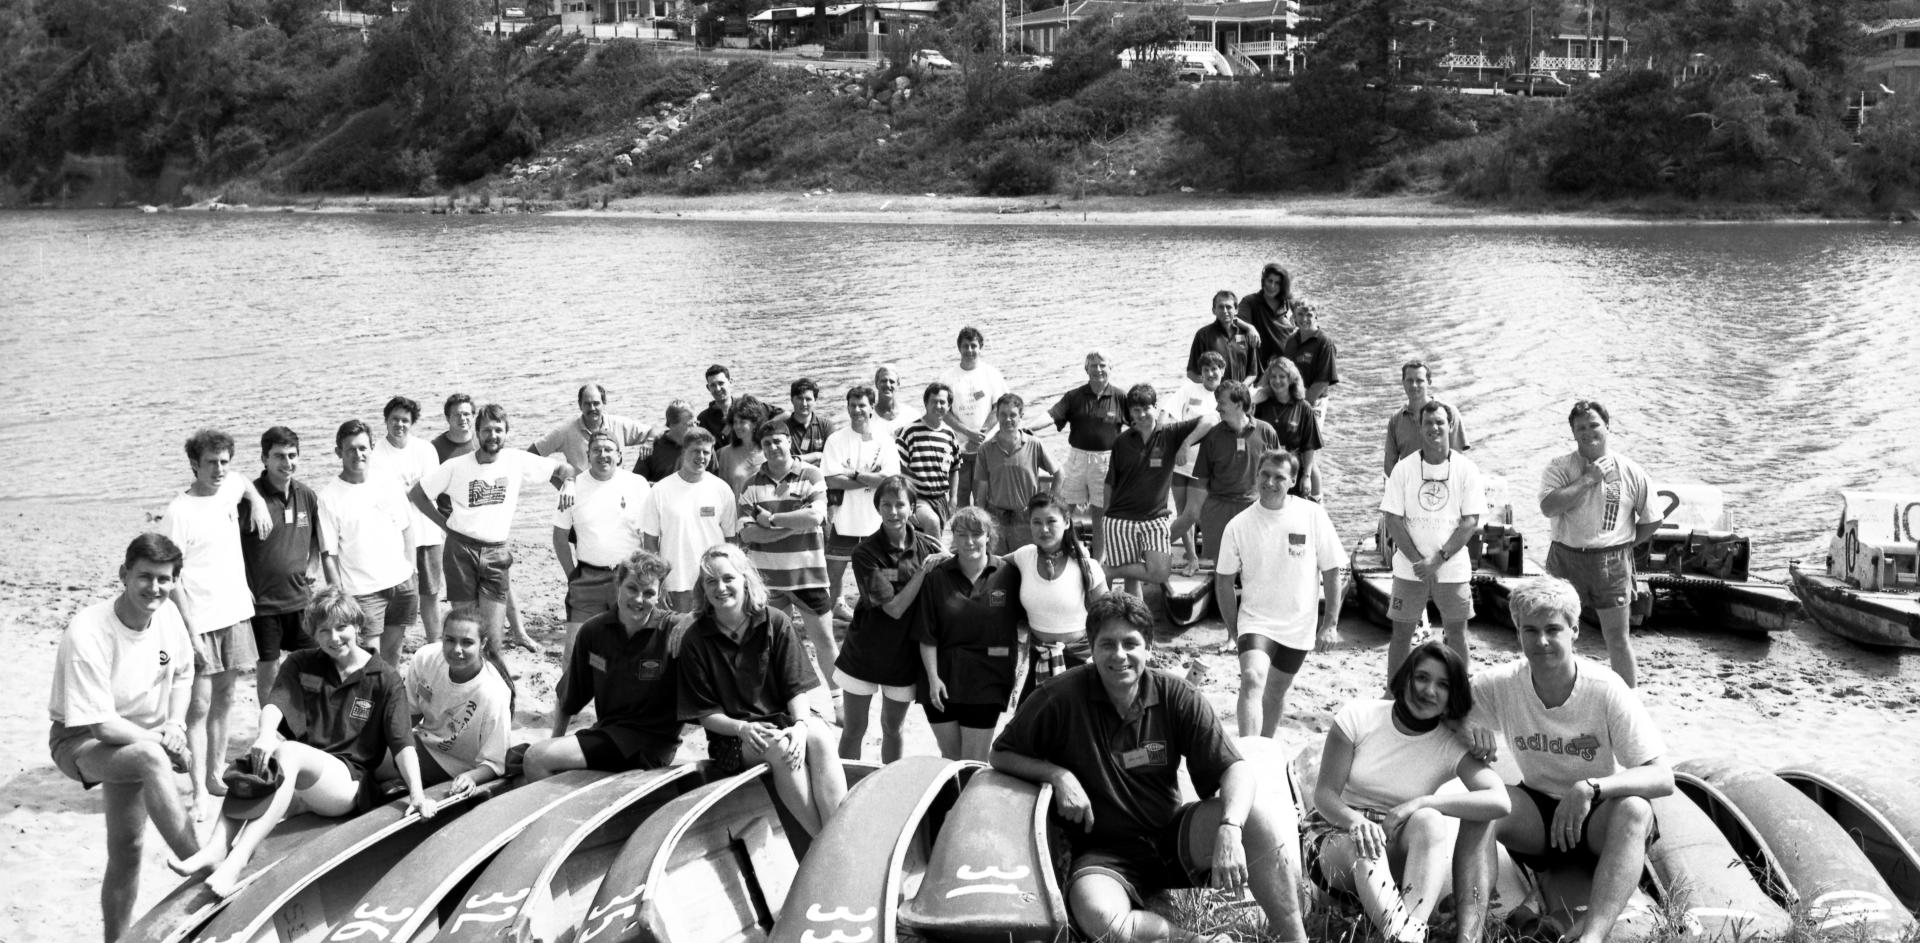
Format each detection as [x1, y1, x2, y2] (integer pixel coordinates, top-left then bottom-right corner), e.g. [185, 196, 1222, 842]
[1057, 447, 1111, 507]
[194, 621, 259, 675]
[1389, 577, 1475, 623]
[565, 563, 618, 623]
[50, 722, 101, 788]
[1546, 541, 1634, 611]
[446, 531, 513, 603]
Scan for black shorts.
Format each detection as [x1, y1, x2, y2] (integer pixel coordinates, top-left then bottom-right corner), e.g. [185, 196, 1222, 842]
[921, 699, 1003, 730]
[770, 586, 833, 617]
[1068, 801, 1211, 908]
[252, 610, 314, 661]
[578, 728, 678, 773]
[1506, 783, 1659, 874]
[414, 737, 454, 787]
[1236, 633, 1308, 674]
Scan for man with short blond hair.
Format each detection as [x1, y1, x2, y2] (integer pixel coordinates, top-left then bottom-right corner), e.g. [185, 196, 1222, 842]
[1046, 351, 1126, 560]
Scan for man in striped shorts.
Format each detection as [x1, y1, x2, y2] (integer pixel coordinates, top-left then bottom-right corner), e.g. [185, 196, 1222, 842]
[894, 382, 962, 535]
[1102, 384, 1209, 598]
[738, 420, 838, 703]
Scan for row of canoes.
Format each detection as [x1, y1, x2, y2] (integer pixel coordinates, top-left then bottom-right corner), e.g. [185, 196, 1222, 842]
[133, 740, 1919, 943]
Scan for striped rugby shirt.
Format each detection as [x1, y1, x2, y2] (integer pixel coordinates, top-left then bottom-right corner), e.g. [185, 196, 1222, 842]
[738, 461, 830, 591]
[894, 420, 959, 500]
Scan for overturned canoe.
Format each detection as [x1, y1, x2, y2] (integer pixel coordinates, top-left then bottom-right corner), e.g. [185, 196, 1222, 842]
[1646, 791, 1792, 939]
[1777, 764, 1920, 915]
[899, 769, 1070, 943]
[122, 806, 335, 943]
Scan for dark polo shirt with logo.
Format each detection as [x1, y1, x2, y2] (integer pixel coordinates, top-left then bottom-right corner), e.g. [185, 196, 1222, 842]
[1186, 320, 1262, 383]
[676, 607, 818, 728]
[563, 609, 682, 757]
[1192, 419, 1280, 502]
[1048, 384, 1128, 452]
[993, 665, 1242, 853]
[913, 555, 1016, 706]
[1105, 417, 1202, 521]
[839, 525, 945, 688]
[269, 648, 409, 781]
[240, 473, 324, 615]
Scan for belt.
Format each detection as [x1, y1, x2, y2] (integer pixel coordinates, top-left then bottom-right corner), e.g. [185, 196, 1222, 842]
[448, 529, 506, 549]
[1551, 540, 1635, 555]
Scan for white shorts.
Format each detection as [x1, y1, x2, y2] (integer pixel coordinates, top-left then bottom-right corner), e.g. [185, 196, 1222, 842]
[1057, 447, 1111, 507]
[831, 668, 917, 703]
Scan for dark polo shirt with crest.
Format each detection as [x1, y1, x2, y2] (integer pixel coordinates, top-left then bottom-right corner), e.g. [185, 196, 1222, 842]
[563, 608, 682, 757]
[269, 648, 409, 780]
[912, 555, 1016, 706]
[1105, 417, 1202, 522]
[677, 607, 818, 728]
[993, 665, 1241, 854]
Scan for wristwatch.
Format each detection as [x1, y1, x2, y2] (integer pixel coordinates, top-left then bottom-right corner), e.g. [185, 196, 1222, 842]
[1585, 778, 1603, 802]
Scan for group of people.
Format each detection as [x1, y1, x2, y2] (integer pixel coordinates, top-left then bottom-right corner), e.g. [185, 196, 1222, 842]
[54, 260, 1679, 943]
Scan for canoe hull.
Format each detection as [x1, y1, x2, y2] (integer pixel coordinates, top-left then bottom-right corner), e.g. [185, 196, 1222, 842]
[1777, 765, 1920, 915]
[1789, 563, 1920, 649]
[899, 770, 1069, 943]
[1646, 792, 1793, 939]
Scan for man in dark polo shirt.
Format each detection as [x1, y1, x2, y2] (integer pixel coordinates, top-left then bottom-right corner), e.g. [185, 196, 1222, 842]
[696, 364, 735, 442]
[638, 400, 696, 482]
[991, 593, 1307, 943]
[1044, 351, 1127, 560]
[1172, 381, 1279, 574]
[240, 426, 324, 707]
[1102, 384, 1208, 598]
[1185, 290, 1262, 384]
[1279, 300, 1339, 422]
[783, 377, 836, 467]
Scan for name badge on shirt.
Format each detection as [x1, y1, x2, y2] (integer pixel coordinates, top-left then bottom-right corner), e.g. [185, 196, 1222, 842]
[637, 658, 665, 681]
[588, 653, 608, 673]
[1235, 439, 1246, 453]
[878, 567, 900, 583]
[1288, 532, 1307, 557]
[300, 673, 323, 693]
[1120, 741, 1168, 768]
[972, 389, 986, 399]
[987, 646, 1011, 658]
[700, 505, 716, 518]
[284, 507, 295, 525]
[349, 698, 373, 723]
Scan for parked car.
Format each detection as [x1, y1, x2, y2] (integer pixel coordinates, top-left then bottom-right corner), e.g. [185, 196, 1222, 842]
[1500, 72, 1571, 96]
[911, 49, 957, 71]
[1015, 54, 1053, 71]
[502, 5, 526, 17]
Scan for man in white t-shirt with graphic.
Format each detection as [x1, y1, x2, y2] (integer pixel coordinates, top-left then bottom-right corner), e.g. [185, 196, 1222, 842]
[552, 431, 650, 643]
[49, 534, 201, 942]
[640, 427, 739, 612]
[1380, 400, 1485, 677]
[938, 325, 1008, 508]
[1538, 400, 1661, 687]
[1214, 450, 1343, 738]
[320, 419, 418, 668]
[410, 403, 568, 658]
[164, 428, 274, 809]
[1457, 576, 1672, 943]
[376, 396, 447, 646]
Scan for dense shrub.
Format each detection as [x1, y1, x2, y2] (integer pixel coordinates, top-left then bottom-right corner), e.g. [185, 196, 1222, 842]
[973, 147, 1056, 195]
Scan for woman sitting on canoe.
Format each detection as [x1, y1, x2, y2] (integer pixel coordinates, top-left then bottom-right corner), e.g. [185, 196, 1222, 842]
[834, 476, 943, 763]
[168, 587, 424, 898]
[1307, 641, 1509, 943]
[1004, 493, 1106, 704]
[915, 506, 1014, 762]
[524, 550, 683, 780]
[676, 544, 846, 834]
[404, 607, 511, 811]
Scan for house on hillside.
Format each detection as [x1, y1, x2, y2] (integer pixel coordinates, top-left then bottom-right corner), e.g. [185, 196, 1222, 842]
[1010, 0, 1301, 74]
[1863, 19, 1920, 98]
[553, 0, 685, 39]
[750, 0, 944, 51]
[1435, 30, 1629, 79]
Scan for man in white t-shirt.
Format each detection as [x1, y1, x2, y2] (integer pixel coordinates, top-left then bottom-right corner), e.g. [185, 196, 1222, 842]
[376, 396, 446, 646]
[1380, 401, 1485, 676]
[938, 326, 1008, 508]
[1214, 450, 1343, 738]
[822, 384, 902, 615]
[1538, 400, 1662, 687]
[410, 403, 567, 658]
[1169, 351, 1224, 567]
[1458, 576, 1672, 943]
[532, 382, 655, 480]
[552, 431, 650, 641]
[641, 427, 738, 612]
[320, 419, 418, 667]
[165, 428, 274, 808]
[49, 534, 201, 941]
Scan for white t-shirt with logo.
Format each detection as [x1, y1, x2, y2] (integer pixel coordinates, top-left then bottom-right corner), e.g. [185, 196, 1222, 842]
[1214, 498, 1343, 649]
[1538, 451, 1656, 550]
[1333, 699, 1471, 813]
[164, 478, 256, 633]
[418, 450, 559, 544]
[1469, 656, 1665, 799]
[940, 362, 1009, 454]
[50, 600, 194, 730]
[1170, 380, 1219, 479]
[553, 470, 651, 568]
[640, 473, 740, 593]
[1380, 450, 1487, 583]
[319, 476, 415, 595]
[406, 647, 512, 778]
[823, 427, 903, 538]
[376, 437, 446, 547]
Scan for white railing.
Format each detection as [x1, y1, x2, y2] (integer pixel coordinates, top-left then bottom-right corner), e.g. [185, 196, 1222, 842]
[555, 21, 678, 39]
[1233, 39, 1287, 57]
[1437, 52, 1608, 72]
[322, 9, 378, 26]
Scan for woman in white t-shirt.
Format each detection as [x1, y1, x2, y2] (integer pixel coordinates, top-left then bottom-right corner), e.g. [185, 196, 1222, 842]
[1308, 641, 1509, 943]
[1006, 494, 1106, 705]
[405, 610, 511, 812]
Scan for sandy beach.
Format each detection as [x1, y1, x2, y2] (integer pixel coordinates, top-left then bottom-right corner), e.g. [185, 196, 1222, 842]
[4, 496, 1916, 941]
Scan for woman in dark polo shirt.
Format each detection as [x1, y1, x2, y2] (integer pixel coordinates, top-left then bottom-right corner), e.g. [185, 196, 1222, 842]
[676, 543, 847, 836]
[835, 476, 944, 763]
[914, 506, 1014, 762]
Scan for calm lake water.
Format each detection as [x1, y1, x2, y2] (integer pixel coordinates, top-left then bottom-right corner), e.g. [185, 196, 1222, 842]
[3, 210, 1917, 564]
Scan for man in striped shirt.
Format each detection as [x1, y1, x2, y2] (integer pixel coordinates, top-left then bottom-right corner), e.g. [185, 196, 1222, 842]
[738, 420, 837, 700]
[894, 381, 962, 535]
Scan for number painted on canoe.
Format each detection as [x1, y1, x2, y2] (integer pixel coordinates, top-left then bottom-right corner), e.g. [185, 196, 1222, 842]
[804, 905, 878, 923]
[578, 883, 647, 942]
[1810, 889, 1893, 930]
[1899, 502, 1919, 543]
[328, 903, 416, 941]
[446, 887, 531, 933]
[946, 863, 1032, 898]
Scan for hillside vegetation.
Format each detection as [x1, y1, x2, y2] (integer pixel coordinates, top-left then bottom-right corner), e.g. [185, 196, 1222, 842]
[2, 0, 1917, 212]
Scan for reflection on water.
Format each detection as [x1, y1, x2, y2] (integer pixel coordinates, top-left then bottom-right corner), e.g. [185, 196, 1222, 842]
[3, 211, 1917, 563]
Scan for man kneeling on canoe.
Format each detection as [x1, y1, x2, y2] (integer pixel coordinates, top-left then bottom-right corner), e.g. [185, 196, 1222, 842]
[1456, 576, 1674, 943]
[990, 593, 1308, 943]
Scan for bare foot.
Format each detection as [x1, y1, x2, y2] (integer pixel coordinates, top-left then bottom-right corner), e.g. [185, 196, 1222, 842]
[507, 633, 539, 652]
[205, 866, 243, 899]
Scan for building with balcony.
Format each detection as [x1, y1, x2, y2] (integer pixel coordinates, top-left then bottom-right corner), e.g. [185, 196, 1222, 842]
[1863, 19, 1920, 98]
[1436, 31, 1629, 78]
[1010, 0, 1301, 74]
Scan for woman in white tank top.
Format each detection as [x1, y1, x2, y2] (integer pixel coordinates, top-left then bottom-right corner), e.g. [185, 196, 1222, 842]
[1006, 494, 1106, 704]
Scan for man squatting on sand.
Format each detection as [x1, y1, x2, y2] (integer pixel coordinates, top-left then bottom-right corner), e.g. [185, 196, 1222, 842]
[63, 260, 1686, 943]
